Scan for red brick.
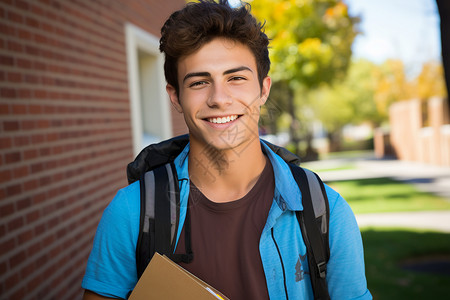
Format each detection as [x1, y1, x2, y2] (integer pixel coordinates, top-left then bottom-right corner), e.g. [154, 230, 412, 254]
[25, 17, 39, 28]
[10, 288, 26, 300]
[16, 197, 31, 210]
[0, 54, 14, 66]
[3, 120, 20, 131]
[17, 229, 34, 245]
[0, 238, 16, 256]
[9, 249, 27, 270]
[37, 119, 49, 128]
[24, 74, 39, 84]
[0, 202, 15, 218]
[46, 132, 58, 142]
[7, 40, 23, 52]
[34, 90, 47, 99]
[26, 209, 40, 223]
[20, 261, 35, 279]
[12, 163, 29, 178]
[7, 10, 23, 23]
[16, 58, 32, 69]
[15, 0, 30, 11]
[31, 134, 45, 144]
[31, 162, 44, 174]
[17, 88, 32, 98]
[0, 103, 9, 114]
[0, 137, 12, 149]
[0, 88, 17, 98]
[41, 22, 54, 33]
[0, 170, 12, 184]
[11, 104, 26, 114]
[5, 272, 21, 291]
[5, 151, 21, 163]
[38, 175, 51, 186]
[13, 135, 30, 147]
[0, 22, 15, 35]
[7, 215, 24, 231]
[23, 149, 38, 160]
[19, 29, 34, 41]
[38, 147, 51, 156]
[21, 120, 35, 130]
[6, 183, 22, 197]
[7, 72, 22, 83]
[0, 224, 5, 237]
[27, 274, 43, 295]
[33, 61, 46, 71]
[32, 192, 46, 204]
[0, 261, 6, 275]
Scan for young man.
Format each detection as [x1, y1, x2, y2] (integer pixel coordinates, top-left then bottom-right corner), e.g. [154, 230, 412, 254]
[82, 1, 372, 299]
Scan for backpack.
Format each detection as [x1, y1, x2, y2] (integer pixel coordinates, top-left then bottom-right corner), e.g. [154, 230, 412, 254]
[127, 134, 330, 300]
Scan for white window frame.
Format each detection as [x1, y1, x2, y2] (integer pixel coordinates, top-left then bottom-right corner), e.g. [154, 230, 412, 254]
[125, 23, 172, 156]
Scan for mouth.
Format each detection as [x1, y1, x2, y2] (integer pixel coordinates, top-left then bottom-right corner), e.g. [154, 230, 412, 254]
[205, 115, 240, 124]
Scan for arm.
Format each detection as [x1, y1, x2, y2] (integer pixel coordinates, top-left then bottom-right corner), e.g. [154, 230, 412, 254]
[325, 185, 372, 299]
[81, 183, 141, 299]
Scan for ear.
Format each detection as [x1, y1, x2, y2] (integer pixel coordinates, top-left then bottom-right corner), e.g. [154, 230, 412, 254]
[260, 76, 272, 106]
[166, 84, 183, 113]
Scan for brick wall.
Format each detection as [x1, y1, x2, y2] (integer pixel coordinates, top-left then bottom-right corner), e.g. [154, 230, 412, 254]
[0, 0, 185, 299]
[376, 97, 450, 166]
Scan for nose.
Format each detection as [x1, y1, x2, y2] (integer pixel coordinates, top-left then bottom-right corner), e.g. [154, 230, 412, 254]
[206, 82, 233, 108]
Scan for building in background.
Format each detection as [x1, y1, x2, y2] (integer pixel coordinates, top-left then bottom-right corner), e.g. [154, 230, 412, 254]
[0, 0, 186, 299]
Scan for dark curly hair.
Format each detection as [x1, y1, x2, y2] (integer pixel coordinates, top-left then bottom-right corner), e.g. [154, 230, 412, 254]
[159, 0, 270, 95]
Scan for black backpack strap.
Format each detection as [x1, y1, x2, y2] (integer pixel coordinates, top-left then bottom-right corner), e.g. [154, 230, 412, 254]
[289, 164, 330, 300]
[136, 162, 193, 279]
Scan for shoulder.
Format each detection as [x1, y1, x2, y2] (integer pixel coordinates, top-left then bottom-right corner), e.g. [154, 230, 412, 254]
[82, 181, 141, 298]
[105, 181, 141, 219]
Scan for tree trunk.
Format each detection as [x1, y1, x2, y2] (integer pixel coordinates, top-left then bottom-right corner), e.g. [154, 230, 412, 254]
[436, 0, 450, 117]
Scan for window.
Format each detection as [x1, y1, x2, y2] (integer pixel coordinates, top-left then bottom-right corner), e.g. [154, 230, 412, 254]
[125, 23, 172, 156]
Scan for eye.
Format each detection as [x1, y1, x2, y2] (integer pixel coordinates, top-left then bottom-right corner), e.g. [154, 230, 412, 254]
[229, 76, 246, 82]
[189, 80, 208, 88]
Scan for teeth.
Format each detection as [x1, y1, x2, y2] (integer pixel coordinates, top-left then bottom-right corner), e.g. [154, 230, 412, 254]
[208, 115, 238, 124]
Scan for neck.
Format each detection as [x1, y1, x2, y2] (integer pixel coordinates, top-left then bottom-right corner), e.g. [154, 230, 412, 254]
[188, 138, 267, 202]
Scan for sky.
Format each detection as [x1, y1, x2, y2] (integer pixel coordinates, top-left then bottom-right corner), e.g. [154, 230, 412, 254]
[344, 0, 442, 77]
[230, 0, 443, 78]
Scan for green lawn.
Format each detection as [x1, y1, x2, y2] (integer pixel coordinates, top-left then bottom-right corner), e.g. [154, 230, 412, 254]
[362, 228, 450, 299]
[327, 177, 450, 214]
[324, 176, 450, 299]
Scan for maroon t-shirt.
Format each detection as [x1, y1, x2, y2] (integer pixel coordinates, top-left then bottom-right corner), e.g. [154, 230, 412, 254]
[175, 158, 275, 300]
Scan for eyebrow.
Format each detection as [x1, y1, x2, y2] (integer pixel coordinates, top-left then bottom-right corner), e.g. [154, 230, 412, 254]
[182, 66, 253, 83]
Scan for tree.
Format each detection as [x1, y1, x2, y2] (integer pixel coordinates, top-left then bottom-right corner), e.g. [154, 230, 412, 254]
[372, 60, 447, 120]
[436, 0, 450, 116]
[251, 0, 358, 157]
[307, 59, 382, 150]
[372, 59, 414, 119]
[414, 61, 447, 100]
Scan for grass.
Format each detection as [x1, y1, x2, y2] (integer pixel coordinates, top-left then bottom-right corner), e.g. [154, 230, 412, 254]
[319, 150, 374, 160]
[301, 162, 356, 172]
[324, 176, 450, 298]
[361, 228, 450, 299]
[327, 177, 450, 214]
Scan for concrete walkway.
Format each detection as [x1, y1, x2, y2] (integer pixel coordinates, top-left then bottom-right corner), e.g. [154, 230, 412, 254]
[355, 211, 450, 233]
[304, 155, 450, 233]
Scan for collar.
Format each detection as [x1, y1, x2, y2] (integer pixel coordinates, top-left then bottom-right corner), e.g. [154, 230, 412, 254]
[173, 140, 303, 211]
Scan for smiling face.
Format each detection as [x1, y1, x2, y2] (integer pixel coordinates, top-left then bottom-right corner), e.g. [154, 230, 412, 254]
[167, 38, 271, 154]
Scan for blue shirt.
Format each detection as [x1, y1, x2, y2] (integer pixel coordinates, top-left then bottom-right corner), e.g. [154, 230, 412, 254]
[82, 141, 372, 299]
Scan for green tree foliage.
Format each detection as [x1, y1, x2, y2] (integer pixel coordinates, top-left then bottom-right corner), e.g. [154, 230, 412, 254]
[308, 59, 381, 133]
[251, 0, 358, 157]
[372, 60, 447, 120]
[251, 0, 358, 88]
